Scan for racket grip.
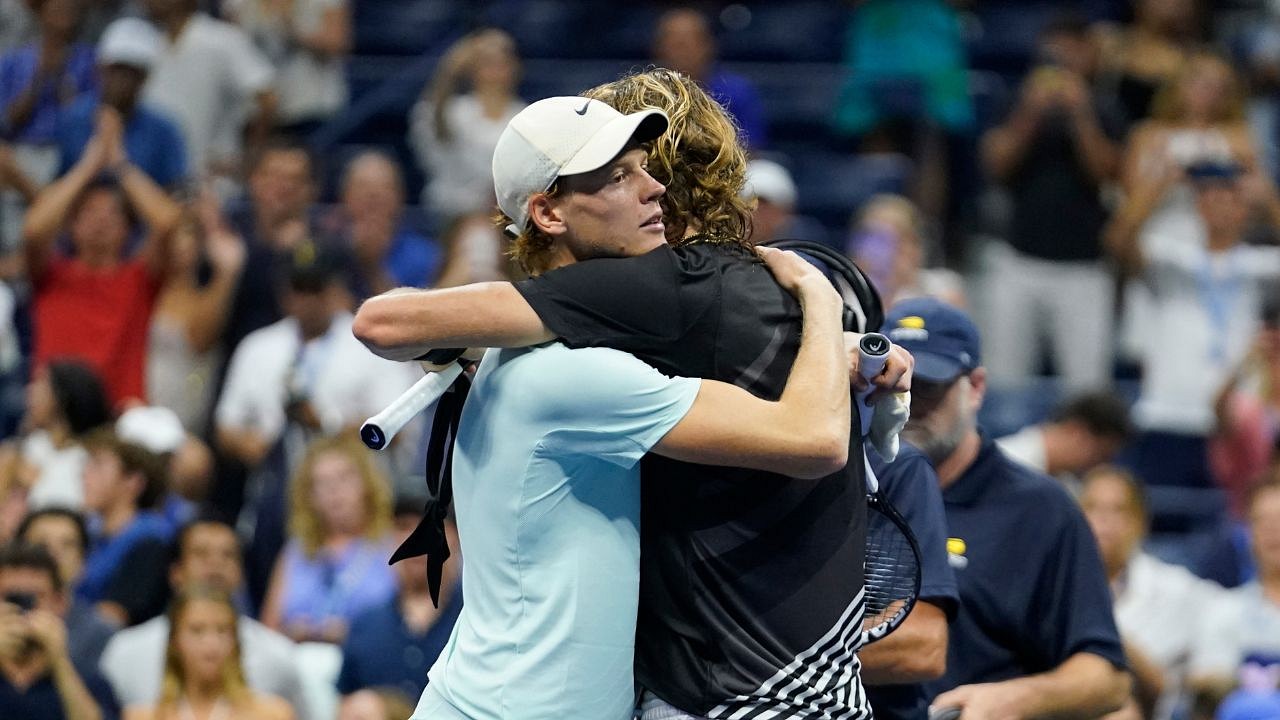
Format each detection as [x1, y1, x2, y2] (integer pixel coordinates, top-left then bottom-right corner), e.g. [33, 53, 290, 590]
[361, 363, 464, 450]
[857, 333, 892, 436]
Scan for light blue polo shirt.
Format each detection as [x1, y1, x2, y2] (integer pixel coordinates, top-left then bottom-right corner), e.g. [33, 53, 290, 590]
[412, 343, 700, 720]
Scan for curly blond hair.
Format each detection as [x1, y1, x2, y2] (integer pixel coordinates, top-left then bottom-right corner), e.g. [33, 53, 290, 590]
[288, 434, 393, 557]
[583, 67, 753, 245]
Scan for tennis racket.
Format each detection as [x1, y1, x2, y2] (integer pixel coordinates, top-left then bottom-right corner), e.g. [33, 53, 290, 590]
[360, 349, 467, 450]
[856, 335, 923, 644]
[861, 489, 923, 644]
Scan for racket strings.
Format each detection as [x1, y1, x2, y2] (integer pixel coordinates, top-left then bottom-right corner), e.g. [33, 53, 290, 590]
[863, 507, 921, 633]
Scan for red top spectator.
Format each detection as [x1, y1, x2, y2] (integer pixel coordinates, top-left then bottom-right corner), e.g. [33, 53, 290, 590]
[22, 107, 179, 407]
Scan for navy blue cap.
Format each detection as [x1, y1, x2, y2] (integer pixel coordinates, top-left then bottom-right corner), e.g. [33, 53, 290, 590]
[883, 297, 981, 382]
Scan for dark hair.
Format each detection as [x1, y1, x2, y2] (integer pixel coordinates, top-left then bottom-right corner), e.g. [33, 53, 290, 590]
[248, 134, 318, 184]
[68, 176, 140, 230]
[83, 429, 167, 510]
[1053, 392, 1134, 442]
[171, 516, 240, 567]
[16, 507, 90, 557]
[46, 359, 112, 437]
[0, 542, 63, 594]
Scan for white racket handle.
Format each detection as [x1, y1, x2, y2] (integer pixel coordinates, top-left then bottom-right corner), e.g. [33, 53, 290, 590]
[360, 363, 464, 450]
[856, 333, 892, 437]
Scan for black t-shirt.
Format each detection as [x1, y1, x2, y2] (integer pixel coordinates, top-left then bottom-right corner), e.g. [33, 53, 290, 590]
[1006, 101, 1124, 262]
[516, 241, 871, 719]
[0, 661, 120, 720]
[923, 435, 1126, 698]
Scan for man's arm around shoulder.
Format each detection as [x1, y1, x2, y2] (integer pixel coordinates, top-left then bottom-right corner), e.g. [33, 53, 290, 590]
[353, 283, 552, 361]
[652, 248, 850, 479]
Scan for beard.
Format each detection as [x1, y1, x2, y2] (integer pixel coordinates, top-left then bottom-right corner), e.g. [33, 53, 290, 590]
[901, 420, 967, 466]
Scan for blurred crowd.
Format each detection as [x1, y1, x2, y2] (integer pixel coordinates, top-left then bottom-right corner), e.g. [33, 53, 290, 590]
[0, 0, 1275, 719]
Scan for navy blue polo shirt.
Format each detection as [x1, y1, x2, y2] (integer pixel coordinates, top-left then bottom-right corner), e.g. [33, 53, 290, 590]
[0, 661, 119, 720]
[865, 442, 960, 720]
[924, 435, 1126, 699]
[335, 588, 462, 701]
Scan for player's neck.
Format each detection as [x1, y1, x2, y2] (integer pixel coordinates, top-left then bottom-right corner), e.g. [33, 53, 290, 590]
[936, 431, 981, 488]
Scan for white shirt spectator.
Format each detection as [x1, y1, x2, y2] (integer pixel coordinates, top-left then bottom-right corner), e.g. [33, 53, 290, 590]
[224, 0, 348, 125]
[1135, 238, 1280, 435]
[99, 612, 309, 716]
[996, 425, 1046, 474]
[1117, 552, 1230, 718]
[21, 430, 88, 510]
[142, 12, 273, 174]
[409, 93, 524, 221]
[1190, 580, 1280, 679]
[215, 311, 416, 446]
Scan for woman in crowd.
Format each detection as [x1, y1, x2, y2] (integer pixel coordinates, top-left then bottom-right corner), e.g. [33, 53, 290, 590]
[261, 435, 396, 644]
[1097, 0, 1197, 130]
[124, 585, 294, 720]
[147, 191, 246, 437]
[18, 358, 111, 509]
[409, 28, 525, 225]
[431, 211, 518, 287]
[847, 193, 966, 308]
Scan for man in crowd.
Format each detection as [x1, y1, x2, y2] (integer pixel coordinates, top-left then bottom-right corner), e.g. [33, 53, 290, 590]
[56, 17, 187, 189]
[77, 429, 171, 627]
[16, 508, 116, 669]
[997, 391, 1134, 487]
[141, 0, 275, 178]
[882, 297, 1130, 718]
[0, 543, 118, 720]
[327, 150, 440, 300]
[98, 517, 307, 716]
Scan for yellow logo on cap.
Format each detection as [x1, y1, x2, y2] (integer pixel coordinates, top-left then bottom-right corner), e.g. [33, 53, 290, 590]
[898, 316, 926, 329]
[946, 537, 966, 555]
[947, 537, 968, 569]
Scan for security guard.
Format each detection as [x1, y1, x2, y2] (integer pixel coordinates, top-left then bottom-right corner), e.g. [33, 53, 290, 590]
[885, 298, 1130, 718]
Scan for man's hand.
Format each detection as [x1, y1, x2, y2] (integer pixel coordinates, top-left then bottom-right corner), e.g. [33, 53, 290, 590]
[0, 602, 26, 660]
[24, 609, 68, 662]
[757, 246, 841, 306]
[932, 681, 1033, 720]
[846, 332, 913, 399]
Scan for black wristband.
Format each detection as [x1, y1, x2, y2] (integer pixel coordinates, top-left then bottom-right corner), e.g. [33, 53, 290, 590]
[415, 348, 466, 365]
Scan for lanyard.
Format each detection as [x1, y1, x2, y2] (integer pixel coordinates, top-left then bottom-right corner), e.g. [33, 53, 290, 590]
[1194, 251, 1244, 366]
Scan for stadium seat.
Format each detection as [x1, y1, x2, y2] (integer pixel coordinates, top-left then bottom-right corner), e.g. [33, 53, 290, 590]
[792, 152, 914, 238]
[353, 0, 468, 56]
[964, 1, 1060, 77]
[717, 2, 849, 63]
[725, 62, 845, 144]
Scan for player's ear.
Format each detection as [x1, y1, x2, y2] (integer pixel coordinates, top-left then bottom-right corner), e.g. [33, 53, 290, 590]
[968, 367, 988, 410]
[528, 193, 567, 237]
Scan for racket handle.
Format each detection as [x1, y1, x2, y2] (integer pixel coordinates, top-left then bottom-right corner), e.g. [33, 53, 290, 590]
[856, 333, 892, 436]
[361, 363, 464, 450]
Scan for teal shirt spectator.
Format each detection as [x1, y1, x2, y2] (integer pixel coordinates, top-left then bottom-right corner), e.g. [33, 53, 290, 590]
[57, 95, 188, 188]
[834, 0, 975, 135]
[413, 343, 699, 720]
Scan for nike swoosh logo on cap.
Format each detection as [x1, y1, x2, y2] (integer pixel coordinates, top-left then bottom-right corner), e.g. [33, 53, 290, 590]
[575, 101, 590, 115]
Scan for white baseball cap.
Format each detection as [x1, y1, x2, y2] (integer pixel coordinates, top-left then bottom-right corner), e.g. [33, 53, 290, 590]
[742, 158, 798, 208]
[116, 405, 186, 455]
[492, 96, 668, 236]
[98, 18, 162, 71]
